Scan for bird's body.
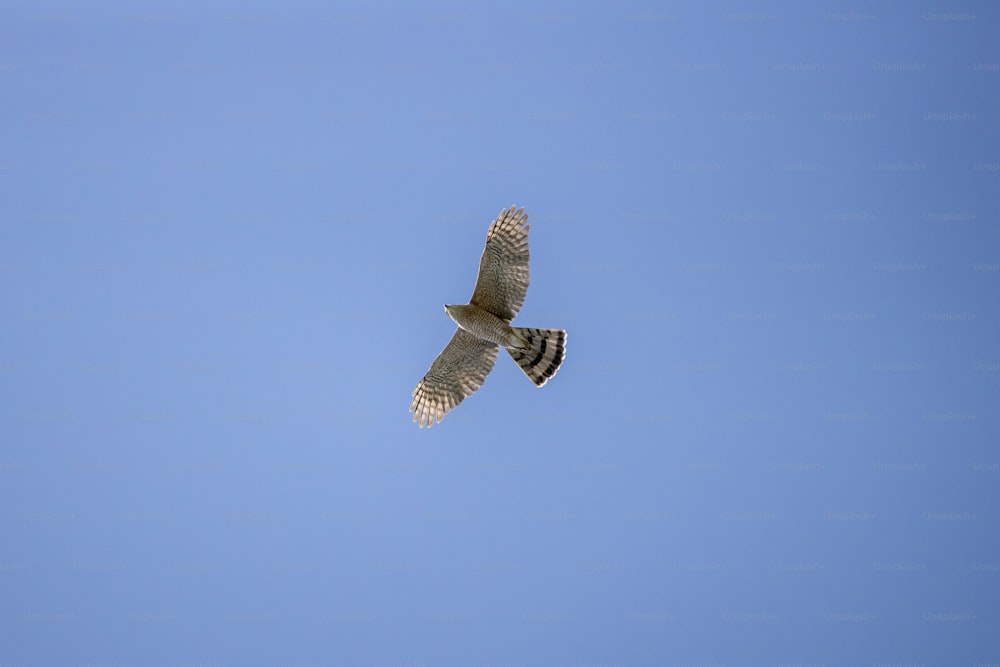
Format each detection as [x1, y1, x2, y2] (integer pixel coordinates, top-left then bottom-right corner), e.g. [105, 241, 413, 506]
[444, 304, 517, 348]
[410, 206, 566, 428]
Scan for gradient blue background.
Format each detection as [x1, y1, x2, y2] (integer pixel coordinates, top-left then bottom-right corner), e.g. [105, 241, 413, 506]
[3, 2, 999, 665]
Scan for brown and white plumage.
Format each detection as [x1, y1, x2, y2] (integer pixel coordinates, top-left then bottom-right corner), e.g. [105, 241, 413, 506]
[410, 205, 566, 428]
[410, 329, 500, 429]
[470, 206, 531, 321]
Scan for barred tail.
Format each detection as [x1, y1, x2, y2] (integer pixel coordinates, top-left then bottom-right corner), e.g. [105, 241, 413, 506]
[507, 327, 566, 387]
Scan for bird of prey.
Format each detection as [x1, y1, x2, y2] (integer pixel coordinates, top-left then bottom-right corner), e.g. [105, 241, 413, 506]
[410, 206, 566, 428]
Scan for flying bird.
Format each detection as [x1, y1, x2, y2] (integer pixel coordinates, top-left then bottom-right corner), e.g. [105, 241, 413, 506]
[410, 206, 566, 428]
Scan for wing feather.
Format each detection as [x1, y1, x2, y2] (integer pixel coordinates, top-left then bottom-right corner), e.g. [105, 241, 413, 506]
[410, 328, 500, 428]
[469, 205, 530, 321]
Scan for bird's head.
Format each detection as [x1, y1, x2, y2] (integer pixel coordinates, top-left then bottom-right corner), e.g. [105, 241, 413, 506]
[444, 304, 460, 323]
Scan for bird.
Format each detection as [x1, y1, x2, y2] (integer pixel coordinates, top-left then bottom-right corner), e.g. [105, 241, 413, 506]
[410, 205, 566, 428]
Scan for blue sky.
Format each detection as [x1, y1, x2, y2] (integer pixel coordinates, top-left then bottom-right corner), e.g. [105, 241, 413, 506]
[3, 2, 999, 665]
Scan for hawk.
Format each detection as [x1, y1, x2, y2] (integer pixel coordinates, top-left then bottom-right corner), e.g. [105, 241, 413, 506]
[410, 205, 566, 428]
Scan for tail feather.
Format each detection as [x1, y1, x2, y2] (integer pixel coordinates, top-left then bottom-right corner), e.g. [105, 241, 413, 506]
[507, 327, 566, 386]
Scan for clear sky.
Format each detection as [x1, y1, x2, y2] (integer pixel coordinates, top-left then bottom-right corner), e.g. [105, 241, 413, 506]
[3, 2, 999, 666]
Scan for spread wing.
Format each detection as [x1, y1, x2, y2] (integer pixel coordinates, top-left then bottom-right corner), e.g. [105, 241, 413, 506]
[410, 328, 500, 428]
[469, 205, 530, 321]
